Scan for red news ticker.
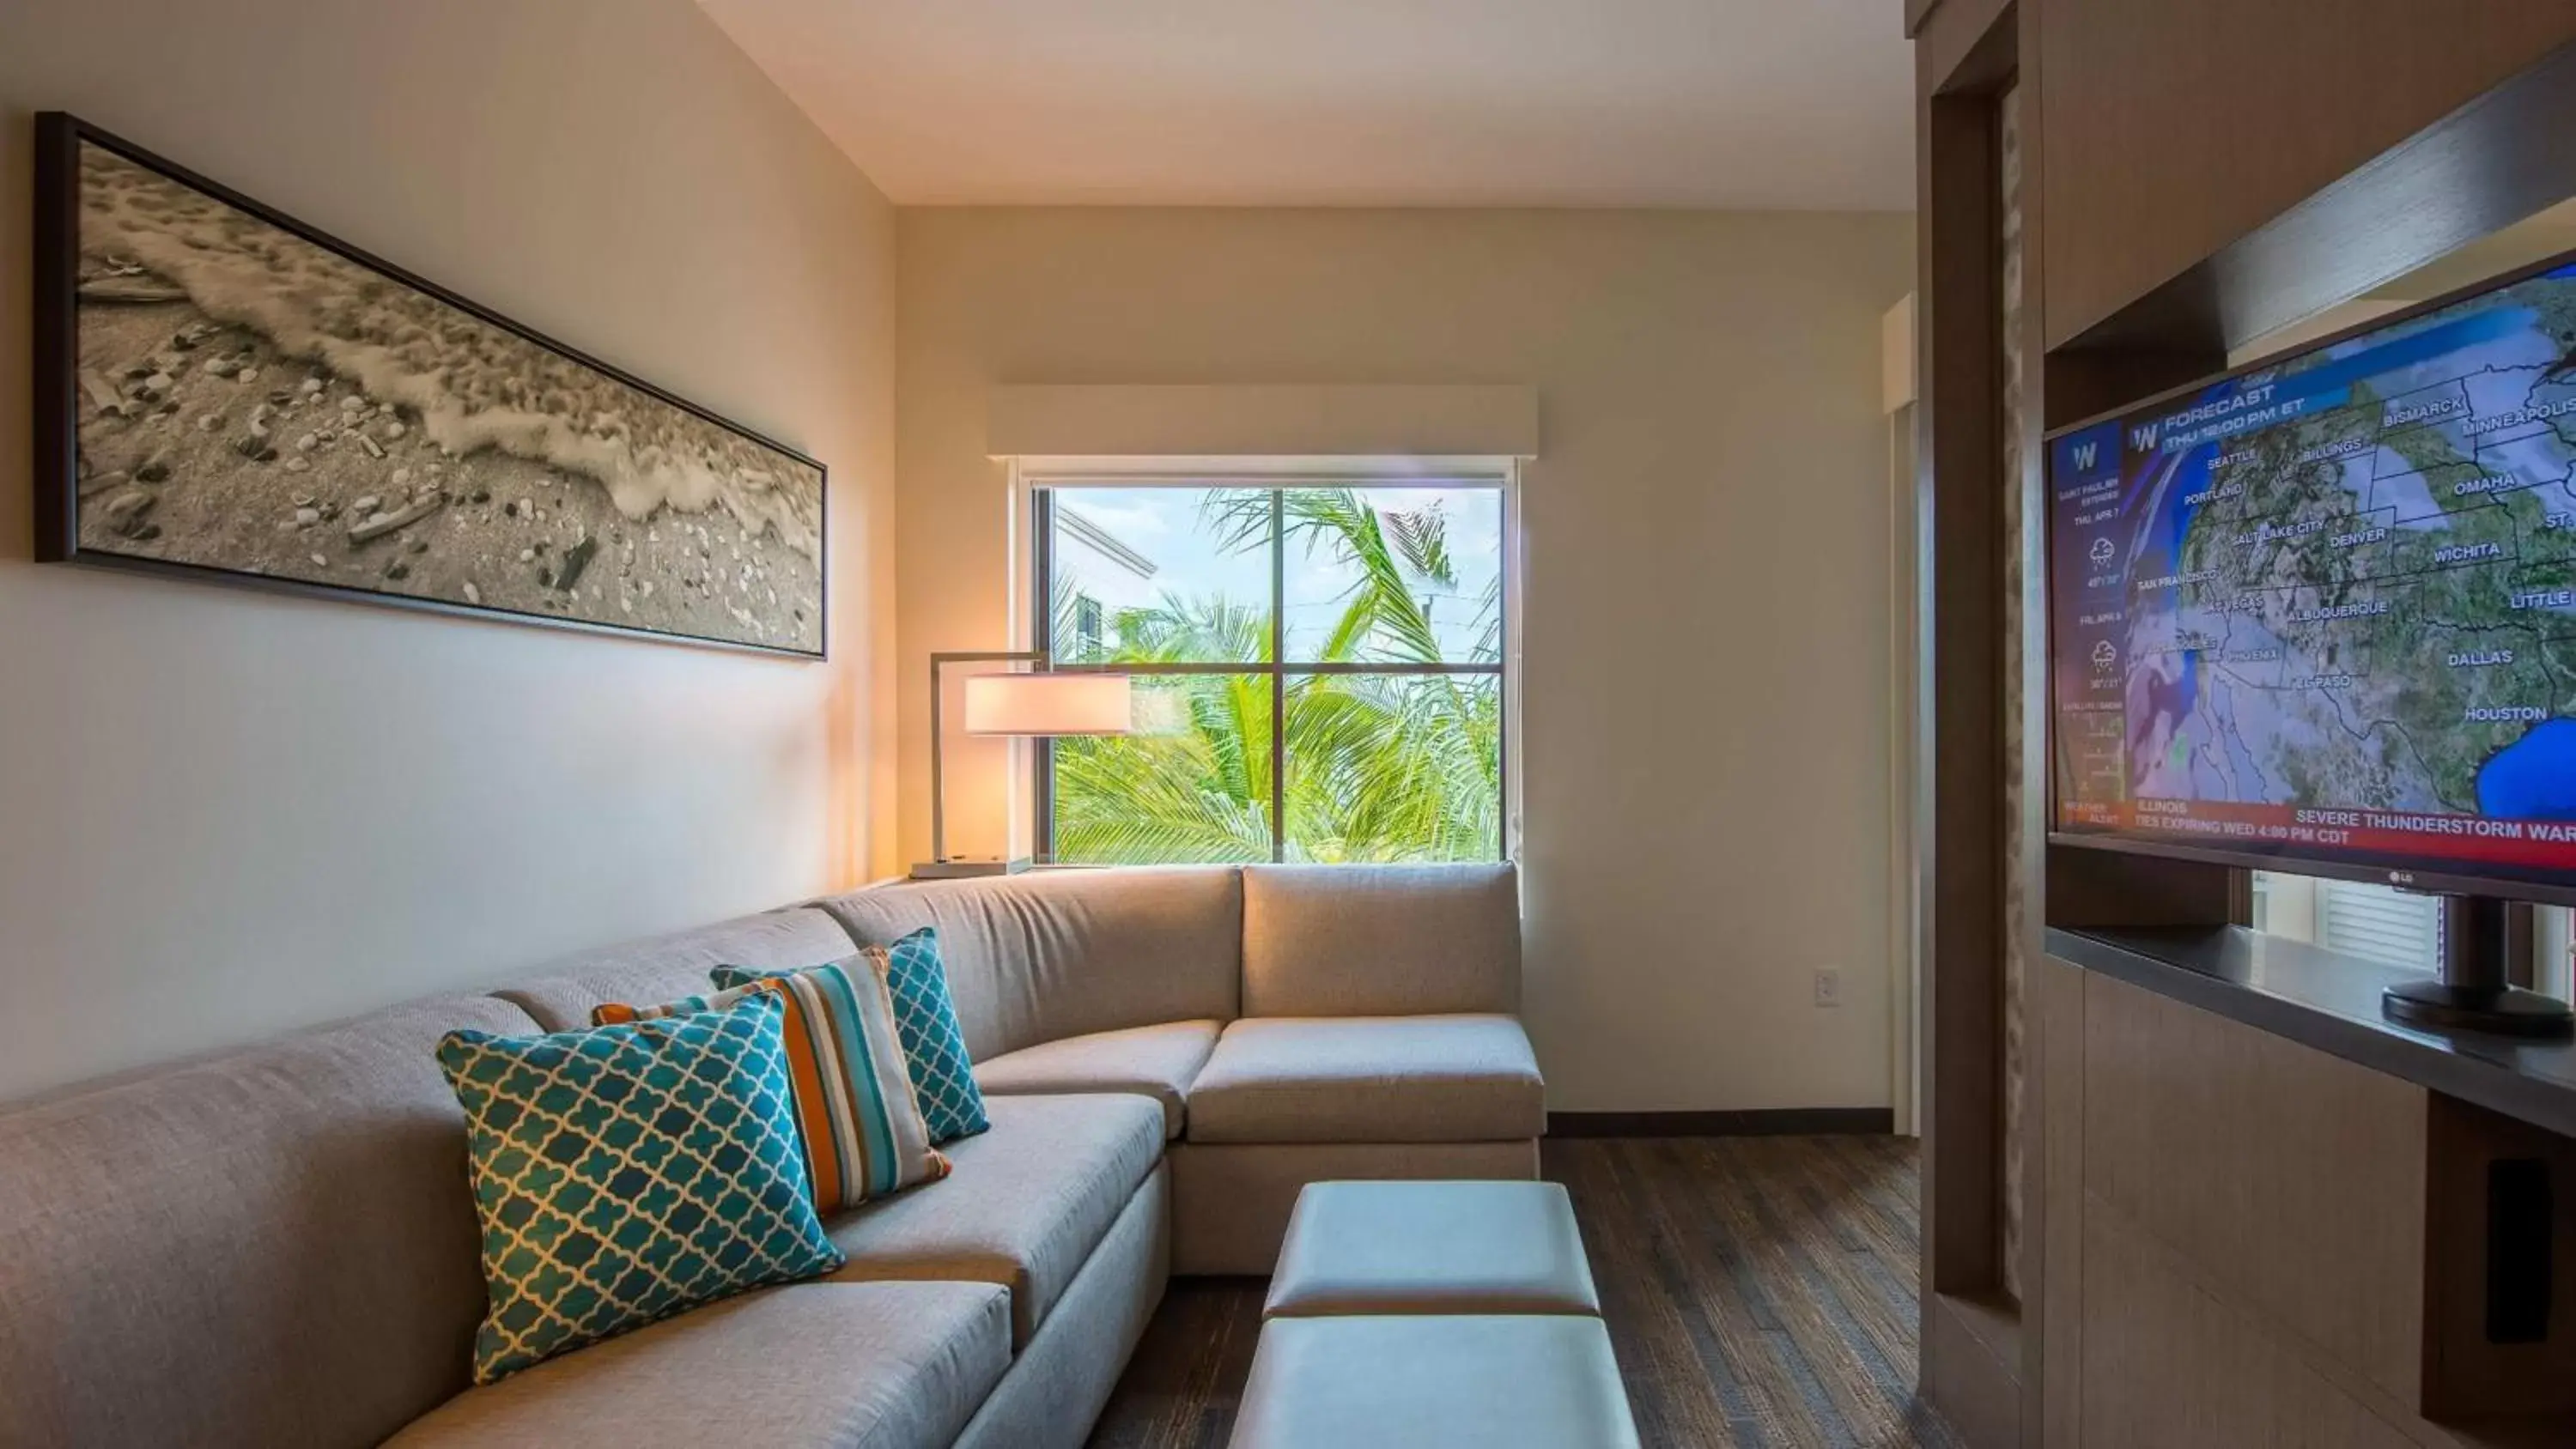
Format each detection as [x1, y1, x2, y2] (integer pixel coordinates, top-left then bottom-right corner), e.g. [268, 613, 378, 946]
[2058, 797, 2576, 869]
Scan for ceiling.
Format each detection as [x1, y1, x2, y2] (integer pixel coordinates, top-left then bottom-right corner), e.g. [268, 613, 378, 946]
[695, 0, 1915, 209]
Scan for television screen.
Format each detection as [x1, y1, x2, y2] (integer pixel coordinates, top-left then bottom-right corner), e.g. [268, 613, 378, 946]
[2048, 257, 2576, 895]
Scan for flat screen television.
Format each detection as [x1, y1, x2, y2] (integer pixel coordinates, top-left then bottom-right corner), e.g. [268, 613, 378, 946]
[2046, 251, 2576, 911]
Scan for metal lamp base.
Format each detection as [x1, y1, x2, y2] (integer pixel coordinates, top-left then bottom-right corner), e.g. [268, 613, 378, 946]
[908, 857, 1033, 881]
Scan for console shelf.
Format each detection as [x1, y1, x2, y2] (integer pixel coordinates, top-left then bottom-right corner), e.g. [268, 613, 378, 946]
[2045, 925, 2576, 1141]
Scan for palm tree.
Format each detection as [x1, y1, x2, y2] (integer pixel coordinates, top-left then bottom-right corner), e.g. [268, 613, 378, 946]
[1048, 489, 1501, 864]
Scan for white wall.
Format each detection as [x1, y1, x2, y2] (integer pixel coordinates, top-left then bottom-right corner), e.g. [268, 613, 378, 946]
[896, 208, 1914, 1111]
[0, 0, 900, 1100]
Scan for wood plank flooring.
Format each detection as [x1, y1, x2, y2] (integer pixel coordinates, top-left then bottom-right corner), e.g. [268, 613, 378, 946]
[1088, 1136, 1958, 1449]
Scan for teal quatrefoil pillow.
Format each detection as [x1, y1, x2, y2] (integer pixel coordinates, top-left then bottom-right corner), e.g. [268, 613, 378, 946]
[435, 991, 844, 1383]
[717, 926, 988, 1145]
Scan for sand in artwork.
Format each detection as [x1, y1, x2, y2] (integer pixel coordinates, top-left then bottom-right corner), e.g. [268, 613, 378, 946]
[70, 141, 825, 654]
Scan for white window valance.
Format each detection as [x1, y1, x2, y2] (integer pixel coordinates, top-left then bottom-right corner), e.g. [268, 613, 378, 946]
[986, 385, 1538, 460]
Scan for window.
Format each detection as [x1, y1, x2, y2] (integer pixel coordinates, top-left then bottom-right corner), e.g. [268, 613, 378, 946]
[2254, 871, 2576, 1000]
[2255, 872, 2443, 970]
[1032, 477, 1510, 864]
[2316, 881, 2445, 970]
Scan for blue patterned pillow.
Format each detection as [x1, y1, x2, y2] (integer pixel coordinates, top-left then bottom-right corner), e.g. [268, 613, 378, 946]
[717, 926, 988, 1144]
[435, 991, 844, 1383]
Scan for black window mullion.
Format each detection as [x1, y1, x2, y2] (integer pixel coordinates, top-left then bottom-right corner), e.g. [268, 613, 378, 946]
[1497, 486, 1510, 864]
[1109, 664, 1500, 677]
[1051, 660, 1498, 676]
[1031, 488, 1056, 864]
[1269, 489, 1286, 864]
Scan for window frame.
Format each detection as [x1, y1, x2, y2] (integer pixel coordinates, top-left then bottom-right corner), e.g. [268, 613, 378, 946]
[1021, 462, 1520, 866]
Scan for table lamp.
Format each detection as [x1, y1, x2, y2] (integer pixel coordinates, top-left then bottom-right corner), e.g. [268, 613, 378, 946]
[914, 652, 1133, 879]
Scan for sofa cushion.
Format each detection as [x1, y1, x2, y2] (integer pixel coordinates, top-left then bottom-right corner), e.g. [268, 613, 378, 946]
[0, 993, 535, 1449]
[1241, 864, 1521, 1017]
[439, 993, 847, 1384]
[386, 1282, 1011, 1449]
[973, 1020, 1223, 1139]
[1185, 1016, 1545, 1145]
[499, 906, 858, 1033]
[815, 867, 1240, 1061]
[823, 1094, 1164, 1346]
[950, 1162, 1170, 1449]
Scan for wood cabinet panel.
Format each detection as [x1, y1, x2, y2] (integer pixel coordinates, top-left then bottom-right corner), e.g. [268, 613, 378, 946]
[2038, 957, 2087, 1446]
[2080, 1211, 2419, 1449]
[2038, 1, 2576, 348]
[2081, 973, 2428, 1405]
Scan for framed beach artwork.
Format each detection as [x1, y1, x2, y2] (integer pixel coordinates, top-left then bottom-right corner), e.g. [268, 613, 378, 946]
[32, 112, 827, 658]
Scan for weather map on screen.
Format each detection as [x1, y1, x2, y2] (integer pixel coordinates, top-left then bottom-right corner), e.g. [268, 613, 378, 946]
[2049, 260, 2576, 880]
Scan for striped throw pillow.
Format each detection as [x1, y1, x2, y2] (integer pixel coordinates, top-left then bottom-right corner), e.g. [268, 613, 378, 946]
[716, 929, 987, 1145]
[595, 954, 949, 1215]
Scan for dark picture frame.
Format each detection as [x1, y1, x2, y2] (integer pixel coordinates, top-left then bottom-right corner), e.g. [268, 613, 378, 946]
[33, 112, 829, 659]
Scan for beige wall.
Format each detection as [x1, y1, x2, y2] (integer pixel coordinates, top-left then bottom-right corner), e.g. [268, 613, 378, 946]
[0, 0, 899, 1100]
[897, 208, 1914, 1110]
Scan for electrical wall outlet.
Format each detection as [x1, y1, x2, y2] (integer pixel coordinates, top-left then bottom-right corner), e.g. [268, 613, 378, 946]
[1814, 967, 1843, 1008]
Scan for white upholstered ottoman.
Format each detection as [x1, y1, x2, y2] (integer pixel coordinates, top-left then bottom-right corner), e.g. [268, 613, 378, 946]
[1229, 1314, 1642, 1449]
[1263, 1179, 1601, 1318]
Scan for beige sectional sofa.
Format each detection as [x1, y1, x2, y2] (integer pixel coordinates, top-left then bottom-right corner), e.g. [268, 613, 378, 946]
[0, 863, 1540, 1449]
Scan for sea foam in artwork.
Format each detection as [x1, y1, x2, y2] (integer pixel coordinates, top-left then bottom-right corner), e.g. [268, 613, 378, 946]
[70, 142, 824, 653]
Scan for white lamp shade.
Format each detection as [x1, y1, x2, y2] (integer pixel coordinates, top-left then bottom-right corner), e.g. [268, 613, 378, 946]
[963, 671, 1134, 736]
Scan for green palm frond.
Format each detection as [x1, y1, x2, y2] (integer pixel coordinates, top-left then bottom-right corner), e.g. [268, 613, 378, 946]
[1384, 506, 1455, 587]
[1111, 593, 1270, 664]
[1052, 488, 1500, 865]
